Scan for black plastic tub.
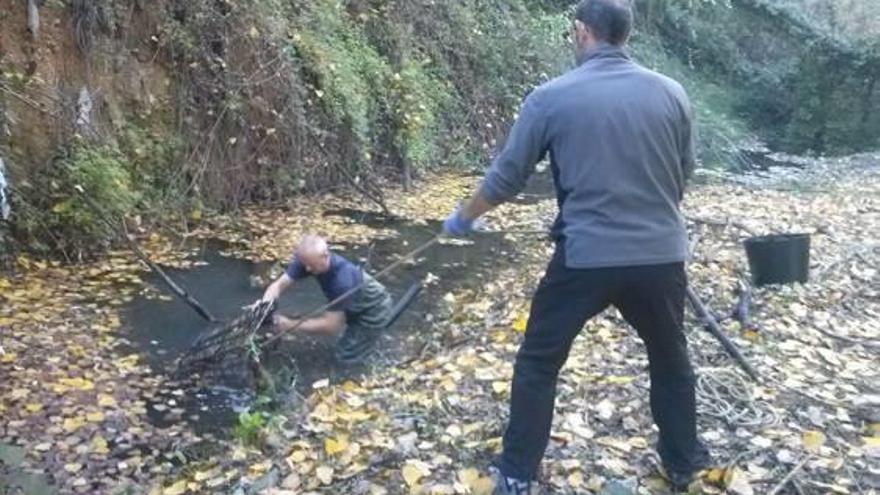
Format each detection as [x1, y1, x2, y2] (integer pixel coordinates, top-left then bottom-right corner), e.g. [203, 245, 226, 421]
[744, 234, 811, 286]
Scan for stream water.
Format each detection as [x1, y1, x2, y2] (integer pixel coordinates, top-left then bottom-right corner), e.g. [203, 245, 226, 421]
[119, 172, 555, 434]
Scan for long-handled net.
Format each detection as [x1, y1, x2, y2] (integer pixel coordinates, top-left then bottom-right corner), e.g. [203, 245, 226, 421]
[173, 300, 277, 389]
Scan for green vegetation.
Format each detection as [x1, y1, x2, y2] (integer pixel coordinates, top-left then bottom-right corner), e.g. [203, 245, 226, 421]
[233, 410, 266, 447]
[635, 0, 880, 154]
[0, 0, 878, 257]
[16, 142, 139, 255]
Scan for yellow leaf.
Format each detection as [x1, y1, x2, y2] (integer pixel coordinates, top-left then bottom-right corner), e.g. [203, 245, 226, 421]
[116, 354, 139, 369]
[163, 480, 187, 495]
[64, 463, 82, 473]
[324, 436, 349, 456]
[402, 464, 423, 487]
[98, 394, 117, 408]
[63, 416, 86, 432]
[470, 477, 495, 495]
[288, 450, 308, 463]
[1, 352, 16, 363]
[316, 465, 334, 485]
[91, 435, 109, 455]
[491, 381, 508, 395]
[568, 471, 584, 487]
[802, 430, 826, 452]
[704, 467, 726, 485]
[193, 467, 220, 482]
[863, 436, 880, 450]
[57, 377, 95, 391]
[25, 403, 43, 413]
[249, 461, 271, 476]
[86, 411, 105, 423]
[341, 380, 361, 393]
[402, 461, 431, 488]
[511, 315, 527, 333]
[190, 209, 202, 221]
[458, 468, 481, 486]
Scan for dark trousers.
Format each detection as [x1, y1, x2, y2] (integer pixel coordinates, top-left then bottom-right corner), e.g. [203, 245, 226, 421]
[497, 245, 706, 480]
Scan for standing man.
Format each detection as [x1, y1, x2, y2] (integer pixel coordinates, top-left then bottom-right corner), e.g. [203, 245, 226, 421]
[261, 235, 393, 363]
[443, 0, 709, 492]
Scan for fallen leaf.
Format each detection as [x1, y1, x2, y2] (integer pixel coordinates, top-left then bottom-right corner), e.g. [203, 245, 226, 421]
[725, 468, 754, 495]
[86, 411, 105, 422]
[511, 315, 527, 333]
[91, 435, 109, 455]
[324, 435, 349, 456]
[163, 480, 187, 495]
[316, 465, 334, 485]
[802, 430, 826, 452]
[62, 416, 86, 432]
[402, 461, 431, 487]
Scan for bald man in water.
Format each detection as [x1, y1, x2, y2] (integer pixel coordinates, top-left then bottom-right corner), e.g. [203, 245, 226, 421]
[261, 235, 393, 363]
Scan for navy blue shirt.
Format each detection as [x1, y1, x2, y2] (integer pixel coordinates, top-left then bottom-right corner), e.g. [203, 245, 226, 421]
[286, 253, 363, 311]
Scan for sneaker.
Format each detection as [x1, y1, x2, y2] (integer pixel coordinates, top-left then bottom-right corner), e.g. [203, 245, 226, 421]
[490, 467, 540, 495]
[335, 326, 379, 363]
[662, 448, 712, 493]
[664, 469, 696, 493]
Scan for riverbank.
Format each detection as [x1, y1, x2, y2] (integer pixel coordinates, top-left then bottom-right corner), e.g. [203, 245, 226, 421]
[2, 153, 879, 494]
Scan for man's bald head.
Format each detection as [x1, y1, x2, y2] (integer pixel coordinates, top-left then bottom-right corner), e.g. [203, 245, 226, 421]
[296, 235, 332, 274]
[575, 0, 633, 46]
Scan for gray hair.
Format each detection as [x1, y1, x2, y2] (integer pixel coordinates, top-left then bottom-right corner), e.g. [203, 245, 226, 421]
[575, 0, 634, 46]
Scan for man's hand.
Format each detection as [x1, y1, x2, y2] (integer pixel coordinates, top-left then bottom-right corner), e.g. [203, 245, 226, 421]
[273, 314, 300, 332]
[442, 208, 476, 237]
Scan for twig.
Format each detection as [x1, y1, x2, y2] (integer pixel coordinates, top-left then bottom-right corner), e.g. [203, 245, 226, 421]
[75, 187, 217, 323]
[772, 379, 843, 408]
[813, 326, 880, 348]
[687, 287, 760, 382]
[768, 455, 812, 495]
[688, 215, 758, 237]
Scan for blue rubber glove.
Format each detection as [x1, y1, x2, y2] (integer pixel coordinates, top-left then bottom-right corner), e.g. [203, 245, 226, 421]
[443, 208, 475, 237]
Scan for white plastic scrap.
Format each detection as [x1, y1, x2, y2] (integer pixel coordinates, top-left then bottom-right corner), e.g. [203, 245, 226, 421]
[75, 86, 93, 132]
[0, 156, 10, 220]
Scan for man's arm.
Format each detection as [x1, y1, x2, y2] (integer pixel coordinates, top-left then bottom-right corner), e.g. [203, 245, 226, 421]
[450, 91, 550, 226]
[262, 273, 293, 302]
[275, 311, 345, 335]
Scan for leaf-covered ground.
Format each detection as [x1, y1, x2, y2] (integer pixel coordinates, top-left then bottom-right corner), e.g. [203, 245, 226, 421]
[1, 154, 878, 494]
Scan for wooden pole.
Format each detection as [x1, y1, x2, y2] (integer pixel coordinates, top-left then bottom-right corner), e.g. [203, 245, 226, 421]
[686, 286, 760, 381]
[75, 187, 218, 323]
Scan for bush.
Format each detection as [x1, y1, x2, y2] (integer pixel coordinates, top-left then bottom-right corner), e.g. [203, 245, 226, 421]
[44, 142, 139, 251]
